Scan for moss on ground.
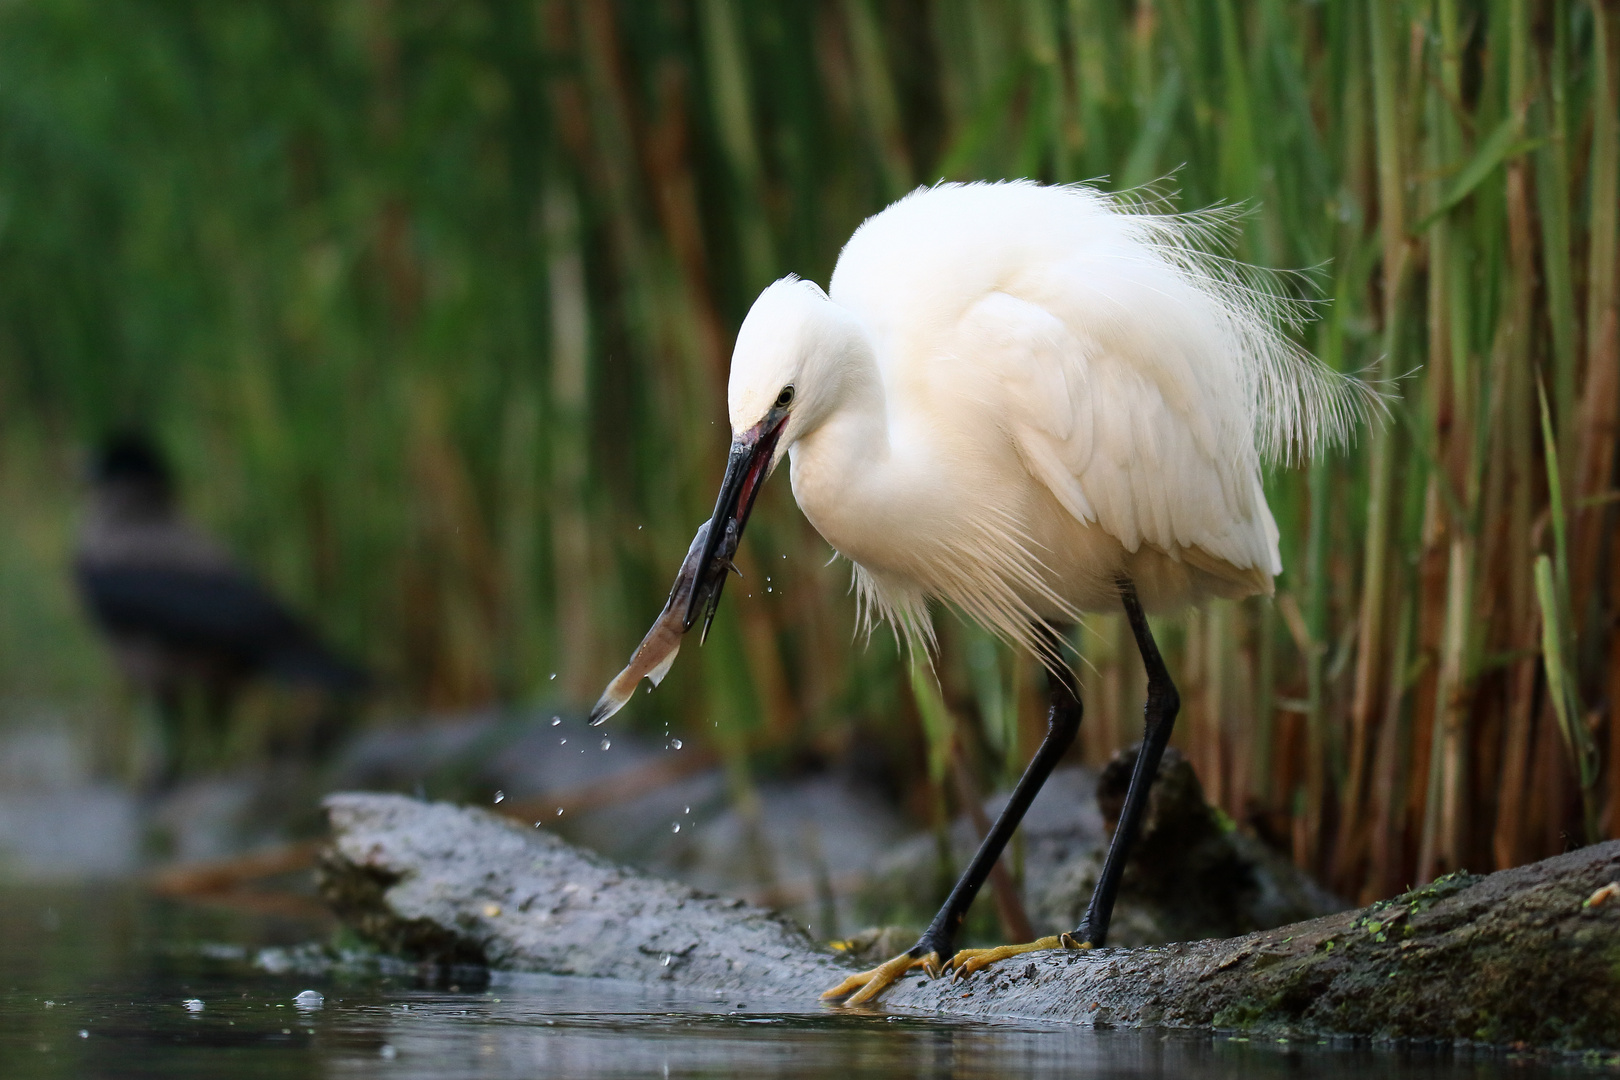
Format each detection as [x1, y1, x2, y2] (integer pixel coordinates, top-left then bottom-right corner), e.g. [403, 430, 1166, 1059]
[1194, 852, 1620, 1049]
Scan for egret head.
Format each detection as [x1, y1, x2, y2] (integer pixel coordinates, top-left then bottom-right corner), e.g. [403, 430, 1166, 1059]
[682, 276, 857, 628]
[726, 276, 826, 435]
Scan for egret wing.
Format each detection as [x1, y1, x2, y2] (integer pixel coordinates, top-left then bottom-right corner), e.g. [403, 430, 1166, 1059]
[960, 287, 1280, 582]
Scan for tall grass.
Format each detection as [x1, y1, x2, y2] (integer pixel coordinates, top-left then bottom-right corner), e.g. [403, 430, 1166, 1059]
[0, 0, 1615, 899]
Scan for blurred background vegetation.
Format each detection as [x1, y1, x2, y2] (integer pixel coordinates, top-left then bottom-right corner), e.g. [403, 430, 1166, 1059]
[0, 0, 1616, 904]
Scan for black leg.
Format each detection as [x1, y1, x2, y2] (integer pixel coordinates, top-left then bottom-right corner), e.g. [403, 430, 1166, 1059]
[1068, 577, 1180, 948]
[824, 620, 1082, 1003]
[908, 622, 1082, 962]
[153, 683, 185, 792]
[822, 625, 1075, 1003]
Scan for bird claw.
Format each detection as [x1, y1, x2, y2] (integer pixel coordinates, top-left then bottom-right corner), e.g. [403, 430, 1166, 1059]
[821, 950, 936, 1006]
[826, 933, 1092, 1002]
[945, 935, 1077, 982]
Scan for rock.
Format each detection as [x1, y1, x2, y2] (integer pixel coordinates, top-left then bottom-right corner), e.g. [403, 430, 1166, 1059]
[334, 709, 907, 937]
[318, 791, 1620, 1049]
[1040, 746, 1343, 944]
[318, 792, 843, 995]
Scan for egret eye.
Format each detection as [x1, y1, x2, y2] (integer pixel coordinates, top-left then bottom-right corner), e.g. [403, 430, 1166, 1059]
[775, 386, 795, 408]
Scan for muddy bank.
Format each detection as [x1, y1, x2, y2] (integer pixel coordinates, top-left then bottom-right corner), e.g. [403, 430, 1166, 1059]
[319, 792, 1620, 1050]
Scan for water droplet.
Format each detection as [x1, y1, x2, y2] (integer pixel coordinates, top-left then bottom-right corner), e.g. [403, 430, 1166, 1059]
[184, 999, 204, 1013]
[683, 806, 691, 814]
[551, 716, 561, 726]
[662, 954, 672, 966]
[493, 791, 505, 804]
[549, 672, 557, 681]
[560, 738, 567, 745]
[670, 738, 682, 750]
[600, 737, 611, 751]
[671, 823, 681, 833]
[294, 990, 324, 1010]
[379, 1044, 397, 1060]
[77, 1030, 87, 1039]
[556, 807, 564, 816]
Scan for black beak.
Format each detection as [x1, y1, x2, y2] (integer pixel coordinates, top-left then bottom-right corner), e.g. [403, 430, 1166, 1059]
[683, 409, 788, 631]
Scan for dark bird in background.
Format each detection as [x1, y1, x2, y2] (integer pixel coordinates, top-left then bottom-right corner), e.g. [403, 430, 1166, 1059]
[75, 432, 368, 785]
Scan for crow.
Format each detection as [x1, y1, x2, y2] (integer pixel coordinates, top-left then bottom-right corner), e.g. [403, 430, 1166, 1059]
[75, 432, 368, 783]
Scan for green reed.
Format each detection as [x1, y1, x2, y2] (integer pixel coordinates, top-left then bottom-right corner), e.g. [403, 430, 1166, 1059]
[0, 0, 1615, 900]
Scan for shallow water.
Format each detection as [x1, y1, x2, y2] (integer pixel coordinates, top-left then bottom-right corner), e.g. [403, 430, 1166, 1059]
[0, 885, 1599, 1079]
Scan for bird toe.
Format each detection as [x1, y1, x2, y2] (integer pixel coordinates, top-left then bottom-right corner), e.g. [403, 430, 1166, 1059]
[947, 936, 1066, 981]
[822, 950, 932, 1005]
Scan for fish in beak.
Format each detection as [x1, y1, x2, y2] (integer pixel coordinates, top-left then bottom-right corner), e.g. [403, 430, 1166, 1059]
[588, 410, 788, 725]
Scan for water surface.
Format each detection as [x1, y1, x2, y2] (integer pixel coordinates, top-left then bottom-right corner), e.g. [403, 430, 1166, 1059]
[0, 885, 1598, 1078]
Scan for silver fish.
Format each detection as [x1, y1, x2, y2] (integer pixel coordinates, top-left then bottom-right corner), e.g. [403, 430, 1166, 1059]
[588, 517, 740, 726]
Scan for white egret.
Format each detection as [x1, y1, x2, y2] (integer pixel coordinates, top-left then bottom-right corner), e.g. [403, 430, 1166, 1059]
[591, 180, 1371, 1005]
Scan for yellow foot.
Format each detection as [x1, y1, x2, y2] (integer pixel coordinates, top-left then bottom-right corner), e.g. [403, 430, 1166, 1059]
[821, 950, 938, 1005]
[947, 933, 1091, 982]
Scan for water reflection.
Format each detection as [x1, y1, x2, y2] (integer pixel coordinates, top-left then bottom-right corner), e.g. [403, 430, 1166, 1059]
[0, 885, 1589, 1079]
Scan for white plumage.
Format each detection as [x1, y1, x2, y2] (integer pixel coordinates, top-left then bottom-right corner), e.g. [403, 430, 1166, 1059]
[589, 178, 1377, 998]
[728, 180, 1369, 659]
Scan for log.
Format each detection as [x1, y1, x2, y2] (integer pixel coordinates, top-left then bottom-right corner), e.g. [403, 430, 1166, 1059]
[318, 792, 1620, 1049]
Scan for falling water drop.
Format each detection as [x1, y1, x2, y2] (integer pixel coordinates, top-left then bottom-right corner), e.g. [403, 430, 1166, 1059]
[671, 823, 681, 833]
[560, 738, 567, 745]
[551, 716, 561, 727]
[549, 672, 557, 680]
[556, 807, 564, 816]
[600, 737, 612, 751]
[492, 791, 505, 804]
[683, 806, 691, 814]
[670, 738, 682, 750]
